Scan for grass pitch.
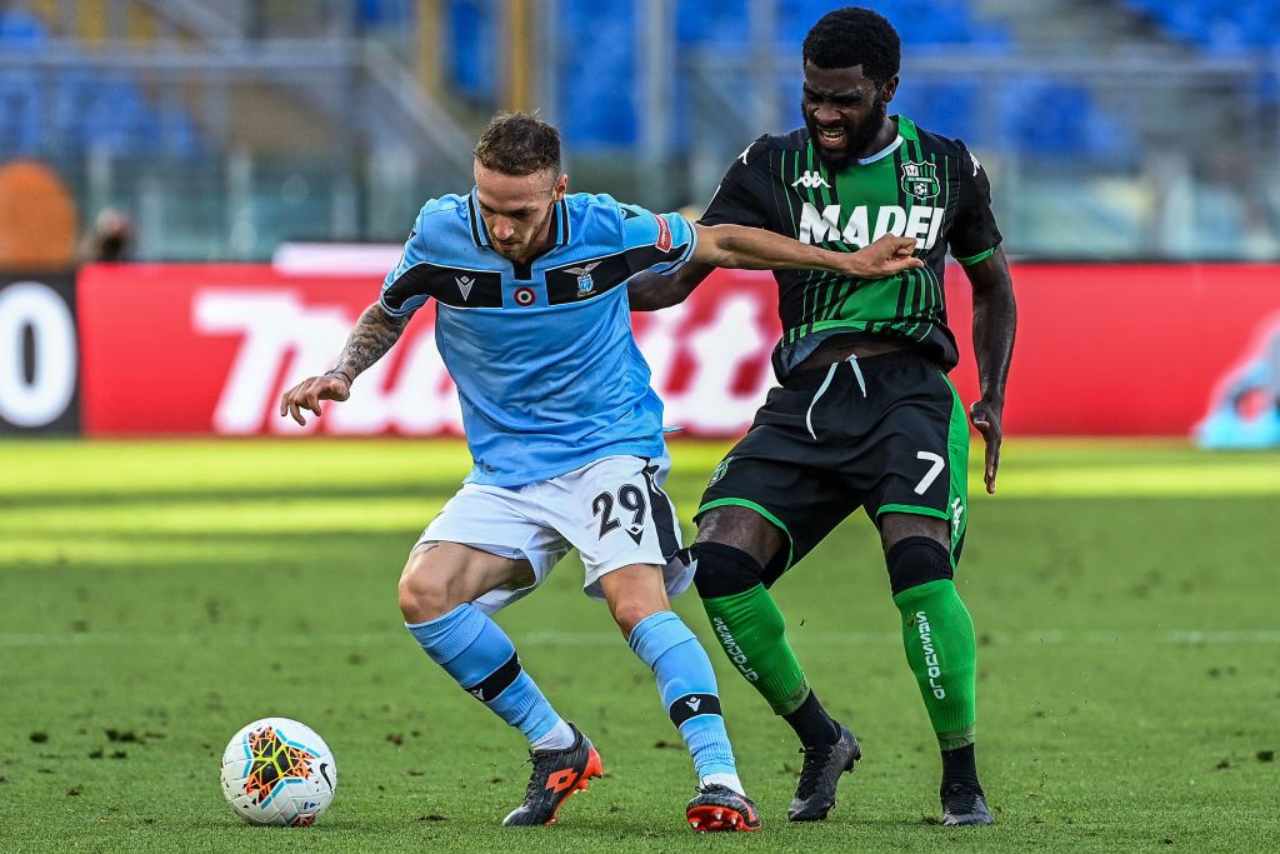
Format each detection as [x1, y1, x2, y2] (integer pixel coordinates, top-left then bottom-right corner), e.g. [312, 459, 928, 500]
[1, 438, 1278, 853]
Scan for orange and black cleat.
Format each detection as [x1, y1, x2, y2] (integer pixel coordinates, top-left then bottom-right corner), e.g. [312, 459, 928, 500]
[502, 723, 604, 827]
[685, 784, 762, 832]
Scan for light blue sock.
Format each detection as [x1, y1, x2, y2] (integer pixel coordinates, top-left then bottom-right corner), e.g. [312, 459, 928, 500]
[629, 610, 738, 781]
[406, 603, 567, 746]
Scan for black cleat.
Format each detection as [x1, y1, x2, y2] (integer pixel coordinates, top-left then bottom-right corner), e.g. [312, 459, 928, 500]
[941, 781, 994, 826]
[686, 784, 762, 832]
[787, 724, 861, 821]
[502, 723, 604, 827]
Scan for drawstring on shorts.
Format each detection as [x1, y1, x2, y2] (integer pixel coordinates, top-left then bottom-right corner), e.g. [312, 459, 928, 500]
[804, 354, 867, 441]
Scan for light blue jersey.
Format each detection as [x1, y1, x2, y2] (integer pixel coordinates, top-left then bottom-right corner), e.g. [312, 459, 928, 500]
[379, 190, 697, 487]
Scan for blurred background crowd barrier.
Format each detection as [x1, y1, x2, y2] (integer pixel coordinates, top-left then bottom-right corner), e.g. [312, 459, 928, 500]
[1, 1, 1278, 445]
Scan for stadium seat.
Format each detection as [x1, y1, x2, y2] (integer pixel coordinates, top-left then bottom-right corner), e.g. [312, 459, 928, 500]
[998, 78, 1136, 161]
[440, 0, 1128, 158]
[446, 0, 500, 103]
[0, 9, 203, 159]
[0, 8, 47, 46]
[358, 0, 413, 29]
[1123, 0, 1280, 52]
[0, 72, 40, 155]
[558, 0, 638, 146]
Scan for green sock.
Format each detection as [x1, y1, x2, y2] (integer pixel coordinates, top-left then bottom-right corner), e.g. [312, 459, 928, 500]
[893, 579, 977, 750]
[701, 583, 810, 714]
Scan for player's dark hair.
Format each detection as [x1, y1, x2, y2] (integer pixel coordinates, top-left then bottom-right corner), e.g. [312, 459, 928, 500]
[474, 112, 561, 177]
[803, 7, 900, 86]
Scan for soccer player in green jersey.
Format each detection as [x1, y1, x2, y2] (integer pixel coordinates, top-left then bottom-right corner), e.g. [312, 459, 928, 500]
[629, 7, 1016, 827]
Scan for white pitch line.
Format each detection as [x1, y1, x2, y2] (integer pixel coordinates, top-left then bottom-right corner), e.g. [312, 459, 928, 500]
[0, 629, 1278, 648]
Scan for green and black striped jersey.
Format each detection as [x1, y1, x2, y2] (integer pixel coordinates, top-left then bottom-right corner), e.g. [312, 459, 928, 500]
[700, 115, 1001, 378]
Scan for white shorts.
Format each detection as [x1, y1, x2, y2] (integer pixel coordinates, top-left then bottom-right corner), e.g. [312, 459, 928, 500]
[416, 455, 691, 615]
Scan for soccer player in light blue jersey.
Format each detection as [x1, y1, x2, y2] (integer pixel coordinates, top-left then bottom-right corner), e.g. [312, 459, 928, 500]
[280, 113, 920, 831]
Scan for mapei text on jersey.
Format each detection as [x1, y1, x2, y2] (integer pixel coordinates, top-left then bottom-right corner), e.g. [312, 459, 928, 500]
[798, 202, 945, 251]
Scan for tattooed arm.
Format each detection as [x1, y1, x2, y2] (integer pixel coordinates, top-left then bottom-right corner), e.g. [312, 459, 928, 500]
[332, 302, 410, 384]
[279, 302, 410, 426]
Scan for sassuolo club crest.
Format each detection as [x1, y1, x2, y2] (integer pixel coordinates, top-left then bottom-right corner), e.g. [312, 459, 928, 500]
[901, 160, 940, 201]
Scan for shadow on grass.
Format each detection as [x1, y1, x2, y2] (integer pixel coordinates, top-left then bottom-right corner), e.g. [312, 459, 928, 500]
[0, 530, 420, 571]
[0, 475, 718, 512]
[0, 484, 462, 511]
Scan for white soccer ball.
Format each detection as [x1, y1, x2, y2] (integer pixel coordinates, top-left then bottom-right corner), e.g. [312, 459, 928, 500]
[220, 717, 337, 826]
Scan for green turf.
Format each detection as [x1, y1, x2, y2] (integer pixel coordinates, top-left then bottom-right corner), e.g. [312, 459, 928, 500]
[1, 438, 1278, 853]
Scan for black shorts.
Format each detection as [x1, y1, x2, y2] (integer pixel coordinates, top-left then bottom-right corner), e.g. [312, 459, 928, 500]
[696, 350, 969, 580]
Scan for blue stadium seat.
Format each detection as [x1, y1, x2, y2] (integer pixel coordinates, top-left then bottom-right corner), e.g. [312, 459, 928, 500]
[674, 0, 1016, 153]
[1123, 0, 1280, 51]
[155, 107, 200, 158]
[0, 8, 47, 46]
[558, 0, 637, 146]
[774, 0, 1010, 51]
[1123, 0, 1278, 108]
[51, 70, 98, 152]
[440, 0, 1128, 159]
[358, 0, 413, 28]
[997, 78, 1135, 161]
[0, 72, 40, 154]
[676, 0, 749, 46]
[445, 0, 499, 103]
[80, 79, 151, 155]
[0, 10, 48, 155]
[890, 82, 982, 148]
[0, 8, 203, 158]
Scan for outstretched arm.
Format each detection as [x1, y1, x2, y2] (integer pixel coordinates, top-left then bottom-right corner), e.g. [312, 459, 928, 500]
[693, 224, 923, 279]
[962, 247, 1017, 494]
[279, 301, 410, 425]
[629, 228, 923, 312]
[628, 261, 716, 311]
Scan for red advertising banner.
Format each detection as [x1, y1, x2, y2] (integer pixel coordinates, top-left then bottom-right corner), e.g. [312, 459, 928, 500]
[946, 263, 1280, 437]
[77, 263, 1280, 437]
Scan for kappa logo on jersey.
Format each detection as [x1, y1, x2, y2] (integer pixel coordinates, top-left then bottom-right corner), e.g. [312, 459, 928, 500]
[901, 161, 941, 201]
[707, 457, 732, 487]
[791, 170, 830, 190]
[655, 215, 673, 252]
[565, 261, 603, 297]
[799, 202, 945, 250]
[455, 275, 475, 301]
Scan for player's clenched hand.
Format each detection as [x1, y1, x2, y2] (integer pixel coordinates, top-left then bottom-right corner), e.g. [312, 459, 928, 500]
[279, 372, 351, 426]
[969, 397, 1002, 495]
[843, 235, 924, 279]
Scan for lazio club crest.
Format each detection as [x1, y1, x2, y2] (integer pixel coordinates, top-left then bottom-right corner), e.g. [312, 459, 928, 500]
[565, 260, 603, 298]
[901, 160, 940, 201]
